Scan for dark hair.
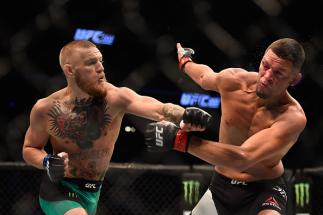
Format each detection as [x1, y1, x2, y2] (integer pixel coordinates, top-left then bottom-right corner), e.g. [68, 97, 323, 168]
[266, 38, 305, 71]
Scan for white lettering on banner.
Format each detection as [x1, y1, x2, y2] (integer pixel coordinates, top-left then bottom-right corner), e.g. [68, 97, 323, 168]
[180, 93, 220, 109]
[74, 28, 115, 45]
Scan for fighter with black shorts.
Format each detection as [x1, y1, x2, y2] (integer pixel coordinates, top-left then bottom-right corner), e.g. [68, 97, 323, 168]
[144, 38, 306, 214]
[192, 172, 288, 214]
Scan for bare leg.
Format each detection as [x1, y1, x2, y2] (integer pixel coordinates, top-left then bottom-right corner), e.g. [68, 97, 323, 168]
[64, 207, 88, 215]
[258, 209, 281, 215]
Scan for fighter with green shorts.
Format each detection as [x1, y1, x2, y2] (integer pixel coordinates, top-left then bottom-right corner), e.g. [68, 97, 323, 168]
[39, 173, 102, 215]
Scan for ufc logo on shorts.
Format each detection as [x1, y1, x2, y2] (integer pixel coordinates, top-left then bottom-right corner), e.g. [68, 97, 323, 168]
[85, 183, 96, 189]
[231, 179, 247, 185]
[155, 126, 163, 147]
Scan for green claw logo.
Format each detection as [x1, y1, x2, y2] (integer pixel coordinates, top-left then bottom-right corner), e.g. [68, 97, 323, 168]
[183, 180, 200, 205]
[294, 182, 311, 210]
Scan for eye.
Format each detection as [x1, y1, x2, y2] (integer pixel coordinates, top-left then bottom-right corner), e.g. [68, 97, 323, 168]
[87, 59, 97, 65]
[262, 62, 269, 69]
[273, 70, 284, 78]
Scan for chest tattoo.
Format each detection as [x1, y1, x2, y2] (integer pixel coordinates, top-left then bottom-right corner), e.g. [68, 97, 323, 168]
[48, 97, 111, 149]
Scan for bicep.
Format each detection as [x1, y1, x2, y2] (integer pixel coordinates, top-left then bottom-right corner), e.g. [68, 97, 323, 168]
[200, 68, 241, 92]
[24, 125, 49, 150]
[23, 103, 49, 150]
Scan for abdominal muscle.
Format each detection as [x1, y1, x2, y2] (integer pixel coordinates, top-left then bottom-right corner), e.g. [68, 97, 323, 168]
[64, 147, 114, 181]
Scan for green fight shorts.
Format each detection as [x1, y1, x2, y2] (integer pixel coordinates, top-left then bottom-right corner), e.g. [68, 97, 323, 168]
[39, 174, 102, 215]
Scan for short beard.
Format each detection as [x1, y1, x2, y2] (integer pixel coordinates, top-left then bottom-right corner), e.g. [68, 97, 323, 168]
[75, 72, 107, 98]
[255, 86, 270, 99]
[256, 90, 267, 99]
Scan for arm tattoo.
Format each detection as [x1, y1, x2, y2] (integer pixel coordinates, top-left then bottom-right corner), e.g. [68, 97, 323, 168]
[162, 103, 185, 124]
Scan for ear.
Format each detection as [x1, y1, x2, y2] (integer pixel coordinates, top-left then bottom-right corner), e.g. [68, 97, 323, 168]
[290, 72, 302, 86]
[63, 64, 73, 77]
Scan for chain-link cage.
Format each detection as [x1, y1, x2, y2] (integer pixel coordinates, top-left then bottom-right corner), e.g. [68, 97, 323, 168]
[98, 168, 184, 214]
[0, 164, 43, 215]
[0, 163, 213, 215]
[1, 163, 323, 215]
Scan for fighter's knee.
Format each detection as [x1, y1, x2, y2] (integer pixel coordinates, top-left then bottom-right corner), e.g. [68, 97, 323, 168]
[257, 209, 281, 215]
[64, 207, 88, 215]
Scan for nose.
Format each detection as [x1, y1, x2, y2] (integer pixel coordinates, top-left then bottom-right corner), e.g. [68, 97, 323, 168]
[263, 69, 273, 84]
[96, 61, 104, 73]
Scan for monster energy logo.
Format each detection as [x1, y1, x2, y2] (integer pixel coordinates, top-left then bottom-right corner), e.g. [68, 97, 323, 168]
[68, 192, 78, 199]
[294, 182, 310, 208]
[183, 180, 200, 205]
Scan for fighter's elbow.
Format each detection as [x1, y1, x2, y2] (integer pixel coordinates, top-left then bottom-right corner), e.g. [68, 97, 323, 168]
[200, 78, 209, 91]
[199, 68, 214, 91]
[22, 145, 36, 165]
[22, 146, 30, 164]
[228, 150, 254, 171]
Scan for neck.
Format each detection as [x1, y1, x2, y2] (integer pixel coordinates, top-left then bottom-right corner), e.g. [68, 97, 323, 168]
[65, 85, 91, 101]
[259, 91, 289, 109]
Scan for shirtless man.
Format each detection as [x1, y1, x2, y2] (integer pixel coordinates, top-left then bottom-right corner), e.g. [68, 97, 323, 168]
[22, 40, 211, 215]
[145, 38, 306, 214]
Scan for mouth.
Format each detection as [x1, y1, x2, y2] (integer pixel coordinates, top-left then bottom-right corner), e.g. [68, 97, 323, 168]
[260, 80, 271, 89]
[98, 76, 105, 81]
[260, 83, 266, 89]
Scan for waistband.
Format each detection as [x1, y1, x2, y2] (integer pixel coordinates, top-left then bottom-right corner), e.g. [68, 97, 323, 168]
[212, 171, 286, 187]
[63, 177, 103, 192]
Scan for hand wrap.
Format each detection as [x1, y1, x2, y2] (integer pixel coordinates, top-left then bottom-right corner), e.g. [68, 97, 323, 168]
[177, 47, 195, 72]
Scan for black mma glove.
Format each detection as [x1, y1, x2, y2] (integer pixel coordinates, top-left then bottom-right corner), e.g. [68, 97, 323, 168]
[145, 107, 212, 152]
[177, 47, 195, 72]
[182, 107, 212, 127]
[43, 154, 65, 183]
[145, 121, 190, 152]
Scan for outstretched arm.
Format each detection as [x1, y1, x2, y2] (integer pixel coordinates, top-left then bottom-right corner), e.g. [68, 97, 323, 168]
[177, 43, 253, 95]
[119, 87, 211, 129]
[119, 87, 184, 123]
[120, 87, 211, 125]
[177, 43, 221, 92]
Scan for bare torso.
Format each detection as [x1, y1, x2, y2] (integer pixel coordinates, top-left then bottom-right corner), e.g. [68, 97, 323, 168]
[45, 85, 124, 181]
[214, 71, 302, 181]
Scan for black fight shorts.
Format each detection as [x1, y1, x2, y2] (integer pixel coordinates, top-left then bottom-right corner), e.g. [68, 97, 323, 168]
[208, 172, 288, 215]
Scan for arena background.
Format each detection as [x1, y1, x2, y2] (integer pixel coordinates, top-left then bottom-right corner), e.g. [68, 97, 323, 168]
[0, 0, 323, 214]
